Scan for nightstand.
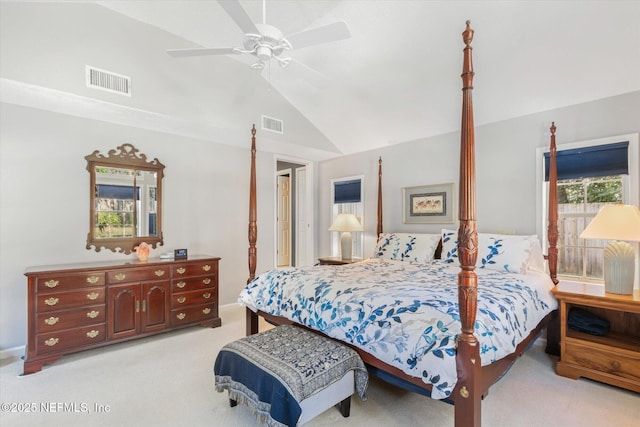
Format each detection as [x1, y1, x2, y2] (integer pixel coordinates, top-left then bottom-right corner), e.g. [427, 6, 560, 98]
[317, 257, 361, 265]
[552, 281, 640, 392]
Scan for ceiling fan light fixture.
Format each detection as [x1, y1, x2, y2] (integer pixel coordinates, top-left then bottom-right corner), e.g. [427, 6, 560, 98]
[275, 56, 292, 67]
[256, 45, 272, 61]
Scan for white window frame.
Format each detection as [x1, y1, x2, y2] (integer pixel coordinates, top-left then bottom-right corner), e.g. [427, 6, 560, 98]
[536, 133, 639, 284]
[330, 175, 364, 259]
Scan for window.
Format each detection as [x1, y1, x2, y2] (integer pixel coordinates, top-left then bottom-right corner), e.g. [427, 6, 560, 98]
[538, 134, 639, 282]
[331, 176, 364, 259]
[556, 175, 623, 279]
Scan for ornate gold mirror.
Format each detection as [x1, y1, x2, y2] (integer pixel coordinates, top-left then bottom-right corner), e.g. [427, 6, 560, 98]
[86, 144, 164, 254]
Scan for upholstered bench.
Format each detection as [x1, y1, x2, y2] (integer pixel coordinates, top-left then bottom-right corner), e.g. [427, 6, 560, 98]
[214, 324, 368, 426]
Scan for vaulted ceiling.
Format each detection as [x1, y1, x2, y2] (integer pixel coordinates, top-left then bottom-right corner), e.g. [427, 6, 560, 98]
[2, 1, 639, 160]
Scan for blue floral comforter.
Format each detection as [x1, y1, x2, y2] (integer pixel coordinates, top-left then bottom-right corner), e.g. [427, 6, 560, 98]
[239, 258, 557, 399]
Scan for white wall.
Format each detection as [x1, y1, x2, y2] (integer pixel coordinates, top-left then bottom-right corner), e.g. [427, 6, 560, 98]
[0, 103, 276, 351]
[317, 91, 640, 259]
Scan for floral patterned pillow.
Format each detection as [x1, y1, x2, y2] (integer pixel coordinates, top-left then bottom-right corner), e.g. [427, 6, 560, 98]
[374, 233, 440, 262]
[440, 228, 542, 274]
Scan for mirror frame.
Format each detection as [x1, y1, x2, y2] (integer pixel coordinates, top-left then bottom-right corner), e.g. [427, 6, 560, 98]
[86, 143, 165, 254]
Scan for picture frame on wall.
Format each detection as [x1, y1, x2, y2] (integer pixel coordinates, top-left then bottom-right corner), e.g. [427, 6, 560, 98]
[403, 183, 455, 224]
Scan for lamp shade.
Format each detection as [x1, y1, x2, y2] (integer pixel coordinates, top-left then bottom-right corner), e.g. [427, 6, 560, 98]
[579, 204, 640, 241]
[329, 213, 363, 232]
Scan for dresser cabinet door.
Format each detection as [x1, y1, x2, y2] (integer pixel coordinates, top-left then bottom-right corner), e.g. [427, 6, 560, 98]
[141, 281, 170, 333]
[108, 284, 140, 340]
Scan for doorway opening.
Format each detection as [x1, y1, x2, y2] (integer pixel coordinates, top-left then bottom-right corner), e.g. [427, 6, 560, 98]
[276, 158, 314, 267]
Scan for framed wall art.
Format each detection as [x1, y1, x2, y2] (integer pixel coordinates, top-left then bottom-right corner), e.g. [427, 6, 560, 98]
[403, 183, 455, 224]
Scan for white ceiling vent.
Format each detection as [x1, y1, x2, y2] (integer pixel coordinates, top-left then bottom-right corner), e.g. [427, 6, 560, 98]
[86, 65, 131, 96]
[262, 115, 283, 134]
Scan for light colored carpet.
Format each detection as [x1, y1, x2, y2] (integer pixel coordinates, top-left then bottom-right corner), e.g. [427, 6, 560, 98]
[1, 303, 638, 427]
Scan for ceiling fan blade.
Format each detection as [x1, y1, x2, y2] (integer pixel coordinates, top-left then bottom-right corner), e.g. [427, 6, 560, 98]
[286, 21, 351, 50]
[167, 47, 237, 58]
[216, 0, 259, 35]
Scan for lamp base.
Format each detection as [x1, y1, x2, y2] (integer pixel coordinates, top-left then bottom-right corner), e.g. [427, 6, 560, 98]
[604, 240, 635, 295]
[340, 232, 352, 261]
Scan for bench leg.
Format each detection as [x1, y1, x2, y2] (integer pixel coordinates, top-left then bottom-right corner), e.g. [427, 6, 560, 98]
[337, 396, 351, 418]
[229, 398, 237, 408]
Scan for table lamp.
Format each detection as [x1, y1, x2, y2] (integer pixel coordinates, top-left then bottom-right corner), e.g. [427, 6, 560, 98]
[579, 203, 640, 294]
[329, 213, 363, 260]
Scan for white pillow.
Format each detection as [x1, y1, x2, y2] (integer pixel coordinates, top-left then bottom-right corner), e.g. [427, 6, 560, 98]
[440, 228, 544, 274]
[374, 233, 440, 262]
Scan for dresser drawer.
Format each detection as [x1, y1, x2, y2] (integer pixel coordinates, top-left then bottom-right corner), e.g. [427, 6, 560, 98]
[37, 325, 106, 354]
[172, 261, 217, 278]
[172, 288, 216, 307]
[37, 272, 105, 294]
[37, 288, 105, 312]
[172, 276, 216, 292]
[107, 266, 170, 284]
[37, 305, 106, 332]
[171, 303, 216, 326]
[565, 338, 640, 382]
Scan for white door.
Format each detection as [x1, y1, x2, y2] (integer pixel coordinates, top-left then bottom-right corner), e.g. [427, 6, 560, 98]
[295, 166, 307, 266]
[277, 172, 291, 267]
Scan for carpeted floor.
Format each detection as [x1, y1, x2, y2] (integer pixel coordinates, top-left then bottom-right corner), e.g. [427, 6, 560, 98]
[1, 303, 638, 427]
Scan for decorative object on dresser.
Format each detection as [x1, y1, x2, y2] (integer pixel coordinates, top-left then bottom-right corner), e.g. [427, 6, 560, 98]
[86, 143, 165, 254]
[136, 242, 150, 261]
[553, 281, 640, 392]
[579, 203, 640, 295]
[24, 256, 220, 375]
[328, 213, 363, 261]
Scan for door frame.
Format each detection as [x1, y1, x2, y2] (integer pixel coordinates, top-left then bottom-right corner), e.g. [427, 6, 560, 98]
[273, 155, 315, 267]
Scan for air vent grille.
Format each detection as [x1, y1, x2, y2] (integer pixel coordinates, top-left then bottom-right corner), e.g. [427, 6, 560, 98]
[86, 66, 131, 96]
[262, 115, 283, 134]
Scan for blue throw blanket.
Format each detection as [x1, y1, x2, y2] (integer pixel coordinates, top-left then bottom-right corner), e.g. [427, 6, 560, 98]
[214, 325, 368, 427]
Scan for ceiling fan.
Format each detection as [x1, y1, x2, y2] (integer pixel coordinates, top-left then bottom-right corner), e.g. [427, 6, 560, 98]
[167, 0, 351, 70]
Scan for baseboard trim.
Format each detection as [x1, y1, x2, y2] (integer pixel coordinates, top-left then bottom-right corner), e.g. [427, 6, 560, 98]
[0, 345, 24, 360]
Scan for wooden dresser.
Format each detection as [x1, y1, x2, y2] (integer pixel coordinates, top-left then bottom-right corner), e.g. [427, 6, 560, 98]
[24, 255, 221, 375]
[553, 281, 640, 392]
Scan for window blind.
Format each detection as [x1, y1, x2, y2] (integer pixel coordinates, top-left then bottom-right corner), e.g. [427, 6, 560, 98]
[334, 179, 361, 204]
[545, 141, 629, 181]
[97, 184, 140, 200]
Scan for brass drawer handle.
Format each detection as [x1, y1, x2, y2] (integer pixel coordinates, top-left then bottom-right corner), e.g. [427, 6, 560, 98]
[176, 313, 186, 320]
[203, 278, 211, 285]
[203, 292, 211, 299]
[86, 276, 100, 284]
[44, 317, 59, 326]
[44, 338, 59, 347]
[177, 297, 186, 304]
[177, 268, 186, 275]
[114, 273, 126, 281]
[45, 280, 59, 288]
[87, 292, 100, 300]
[202, 308, 211, 315]
[86, 330, 100, 339]
[155, 270, 165, 277]
[203, 265, 211, 272]
[87, 310, 100, 319]
[44, 297, 59, 306]
[176, 281, 186, 289]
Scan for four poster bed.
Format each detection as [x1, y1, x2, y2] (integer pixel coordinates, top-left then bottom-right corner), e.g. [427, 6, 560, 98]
[240, 22, 560, 427]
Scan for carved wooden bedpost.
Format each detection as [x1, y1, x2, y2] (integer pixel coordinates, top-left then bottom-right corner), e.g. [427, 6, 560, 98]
[545, 123, 561, 355]
[246, 124, 259, 335]
[377, 157, 383, 237]
[455, 21, 481, 427]
[547, 122, 559, 285]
